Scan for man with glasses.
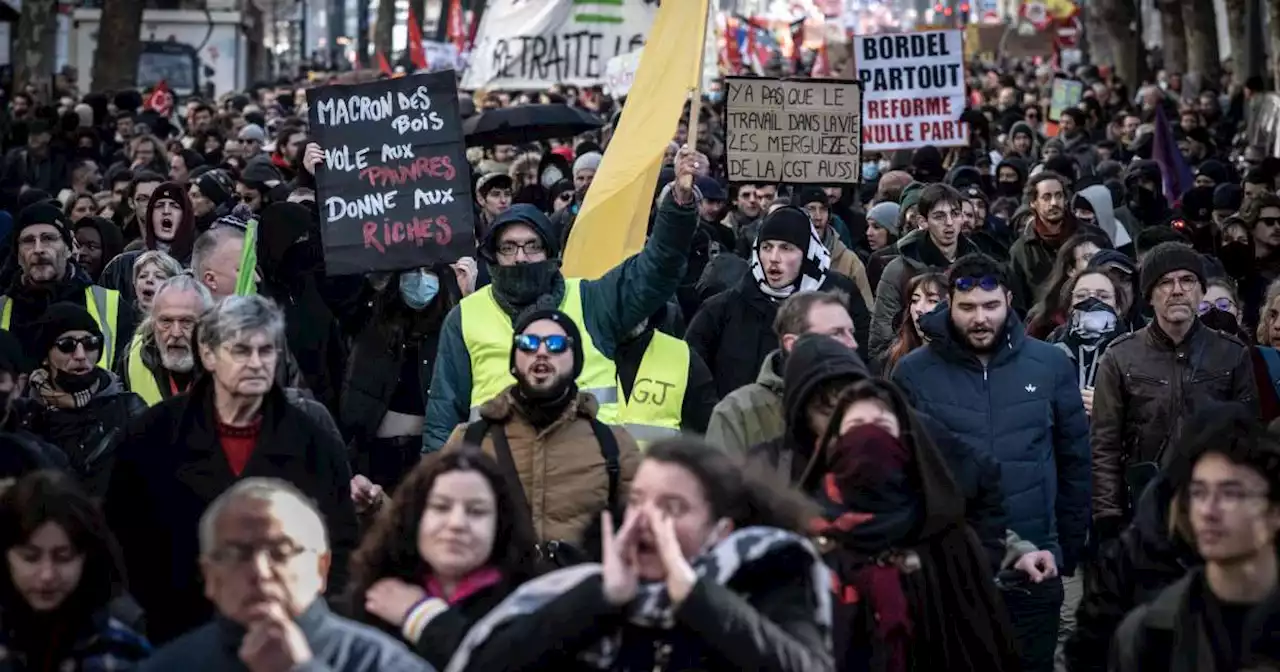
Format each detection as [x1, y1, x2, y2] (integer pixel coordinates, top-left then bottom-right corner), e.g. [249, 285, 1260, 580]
[105, 296, 358, 644]
[893, 253, 1091, 670]
[441, 309, 639, 548]
[1010, 171, 1078, 313]
[1113, 425, 1280, 672]
[119, 274, 213, 406]
[425, 148, 702, 451]
[1092, 242, 1255, 541]
[140, 478, 425, 670]
[869, 183, 980, 362]
[0, 202, 130, 370]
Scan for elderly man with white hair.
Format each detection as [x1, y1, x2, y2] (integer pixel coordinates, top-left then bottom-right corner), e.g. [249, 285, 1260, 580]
[139, 478, 428, 671]
[104, 295, 359, 645]
[118, 273, 213, 406]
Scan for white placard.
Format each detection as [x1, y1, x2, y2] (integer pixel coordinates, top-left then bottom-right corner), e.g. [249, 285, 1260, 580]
[603, 48, 643, 96]
[853, 29, 969, 151]
[461, 0, 658, 90]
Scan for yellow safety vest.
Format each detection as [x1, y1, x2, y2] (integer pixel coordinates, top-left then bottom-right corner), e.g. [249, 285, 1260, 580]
[616, 331, 689, 445]
[125, 333, 164, 406]
[460, 280, 619, 422]
[0, 286, 120, 370]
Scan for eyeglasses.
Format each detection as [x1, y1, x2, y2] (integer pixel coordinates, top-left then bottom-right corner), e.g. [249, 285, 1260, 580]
[497, 240, 545, 258]
[953, 275, 1001, 292]
[208, 539, 313, 566]
[514, 333, 571, 354]
[54, 335, 102, 354]
[1187, 485, 1270, 511]
[1199, 298, 1236, 314]
[1072, 289, 1115, 303]
[1259, 217, 1280, 228]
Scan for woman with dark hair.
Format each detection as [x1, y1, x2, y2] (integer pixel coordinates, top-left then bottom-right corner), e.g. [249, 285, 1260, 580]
[1025, 229, 1114, 339]
[0, 471, 149, 668]
[803, 378, 1020, 672]
[341, 260, 464, 491]
[1046, 269, 1127, 418]
[347, 448, 539, 669]
[444, 438, 834, 672]
[881, 272, 946, 375]
[63, 193, 98, 224]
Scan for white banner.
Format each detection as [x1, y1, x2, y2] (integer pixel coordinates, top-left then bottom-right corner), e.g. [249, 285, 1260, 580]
[422, 40, 465, 72]
[461, 0, 658, 90]
[853, 29, 968, 152]
[604, 48, 643, 96]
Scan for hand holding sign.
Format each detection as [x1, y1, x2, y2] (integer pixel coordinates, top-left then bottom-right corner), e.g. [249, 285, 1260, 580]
[303, 142, 324, 175]
[673, 145, 699, 205]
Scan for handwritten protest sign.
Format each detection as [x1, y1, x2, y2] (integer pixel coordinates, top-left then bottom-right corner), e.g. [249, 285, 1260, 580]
[854, 29, 968, 151]
[1048, 78, 1084, 122]
[724, 77, 862, 184]
[604, 49, 644, 96]
[461, 0, 658, 89]
[308, 71, 474, 276]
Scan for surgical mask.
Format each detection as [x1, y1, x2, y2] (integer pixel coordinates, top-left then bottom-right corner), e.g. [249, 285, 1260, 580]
[398, 269, 439, 310]
[862, 161, 880, 181]
[1069, 298, 1119, 342]
[706, 90, 724, 104]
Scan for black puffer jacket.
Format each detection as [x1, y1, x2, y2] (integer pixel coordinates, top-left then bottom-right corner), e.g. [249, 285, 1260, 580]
[1063, 473, 1198, 672]
[686, 272, 869, 397]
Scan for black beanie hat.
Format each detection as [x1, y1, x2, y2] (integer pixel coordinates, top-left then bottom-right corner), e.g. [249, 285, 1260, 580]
[509, 309, 585, 381]
[194, 169, 235, 206]
[15, 202, 72, 251]
[34, 302, 102, 361]
[1181, 186, 1215, 222]
[1214, 183, 1244, 212]
[757, 207, 813, 251]
[794, 187, 827, 209]
[1140, 242, 1206, 299]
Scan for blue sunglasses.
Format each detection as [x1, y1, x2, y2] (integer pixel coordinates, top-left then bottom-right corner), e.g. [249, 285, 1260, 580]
[952, 275, 1001, 292]
[514, 334, 571, 354]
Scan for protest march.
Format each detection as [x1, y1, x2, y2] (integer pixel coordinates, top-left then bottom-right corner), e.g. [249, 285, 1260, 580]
[0, 0, 1273, 670]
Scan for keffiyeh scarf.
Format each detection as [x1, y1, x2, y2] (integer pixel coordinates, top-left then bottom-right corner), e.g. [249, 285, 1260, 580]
[750, 222, 832, 300]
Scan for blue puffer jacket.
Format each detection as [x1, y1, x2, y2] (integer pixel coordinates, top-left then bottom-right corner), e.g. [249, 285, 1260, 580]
[891, 305, 1091, 571]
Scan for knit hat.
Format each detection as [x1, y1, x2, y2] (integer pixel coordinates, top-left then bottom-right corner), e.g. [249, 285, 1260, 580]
[573, 151, 602, 176]
[899, 181, 925, 213]
[757, 208, 813, 250]
[867, 202, 901, 236]
[194, 169, 235, 206]
[1213, 183, 1244, 212]
[794, 187, 828, 209]
[238, 124, 266, 143]
[34, 302, 102, 360]
[1140, 242, 1206, 299]
[509, 308, 585, 381]
[1180, 186, 1215, 223]
[15, 203, 72, 250]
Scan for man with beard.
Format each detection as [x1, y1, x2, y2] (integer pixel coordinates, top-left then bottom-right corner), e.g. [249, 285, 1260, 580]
[424, 147, 701, 451]
[98, 181, 197, 306]
[119, 274, 213, 406]
[441, 309, 640, 547]
[1091, 242, 1255, 535]
[0, 203, 130, 370]
[892, 253, 1091, 666]
[1010, 171, 1078, 312]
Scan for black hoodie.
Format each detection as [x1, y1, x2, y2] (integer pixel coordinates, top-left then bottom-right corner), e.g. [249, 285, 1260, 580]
[72, 216, 124, 282]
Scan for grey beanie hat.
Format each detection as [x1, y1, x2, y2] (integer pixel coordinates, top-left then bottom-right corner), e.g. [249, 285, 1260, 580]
[867, 202, 902, 237]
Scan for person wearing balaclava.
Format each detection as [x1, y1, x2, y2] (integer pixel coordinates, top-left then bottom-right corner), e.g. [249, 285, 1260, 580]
[994, 156, 1029, 199]
[438, 308, 641, 546]
[1124, 160, 1171, 228]
[0, 203, 133, 370]
[423, 147, 702, 451]
[13, 302, 145, 496]
[685, 205, 864, 397]
[97, 181, 195, 307]
[341, 261, 461, 491]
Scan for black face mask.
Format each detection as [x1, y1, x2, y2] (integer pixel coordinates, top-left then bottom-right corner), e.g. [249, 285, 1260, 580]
[1130, 186, 1161, 215]
[1200, 306, 1242, 336]
[997, 181, 1021, 198]
[54, 367, 100, 394]
[1218, 242, 1252, 278]
[1068, 298, 1120, 343]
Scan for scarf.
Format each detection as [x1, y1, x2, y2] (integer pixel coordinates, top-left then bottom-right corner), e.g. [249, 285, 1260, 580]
[812, 425, 920, 672]
[444, 526, 832, 672]
[750, 222, 831, 300]
[426, 567, 503, 606]
[490, 261, 567, 324]
[1032, 215, 1076, 248]
[28, 368, 103, 410]
[511, 382, 578, 431]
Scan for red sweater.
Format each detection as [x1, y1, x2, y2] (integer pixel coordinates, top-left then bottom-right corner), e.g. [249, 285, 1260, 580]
[217, 416, 263, 476]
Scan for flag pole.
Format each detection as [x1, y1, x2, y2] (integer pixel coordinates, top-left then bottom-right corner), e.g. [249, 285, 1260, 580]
[685, 0, 711, 151]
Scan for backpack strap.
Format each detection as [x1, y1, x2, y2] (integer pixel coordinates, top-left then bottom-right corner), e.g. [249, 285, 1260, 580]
[1260, 347, 1280, 389]
[590, 419, 621, 518]
[464, 420, 532, 524]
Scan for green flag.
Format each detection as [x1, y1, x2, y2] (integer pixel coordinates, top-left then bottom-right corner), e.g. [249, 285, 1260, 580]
[235, 219, 258, 296]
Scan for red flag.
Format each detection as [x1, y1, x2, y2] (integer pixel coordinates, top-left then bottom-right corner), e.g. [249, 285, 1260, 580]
[407, 7, 427, 70]
[144, 80, 174, 117]
[377, 52, 393, 75]
[448, 0, 467, 51]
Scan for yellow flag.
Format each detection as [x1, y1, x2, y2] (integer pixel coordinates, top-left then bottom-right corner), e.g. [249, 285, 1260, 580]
[561, 0, 709, 279]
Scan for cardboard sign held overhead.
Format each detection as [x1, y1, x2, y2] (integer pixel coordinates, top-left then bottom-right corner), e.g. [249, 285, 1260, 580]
[854, 29, 969, 151]
[724, 77, 862, 184]
[1048, 78, 1084, 122]
[307, 71, 476, 276]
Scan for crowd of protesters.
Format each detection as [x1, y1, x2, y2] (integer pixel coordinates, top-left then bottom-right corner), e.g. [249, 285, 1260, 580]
[0, 45, 1269, 672]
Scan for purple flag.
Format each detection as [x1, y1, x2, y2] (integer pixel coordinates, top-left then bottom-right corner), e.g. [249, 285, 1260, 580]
[1152, 105, 1194, 203]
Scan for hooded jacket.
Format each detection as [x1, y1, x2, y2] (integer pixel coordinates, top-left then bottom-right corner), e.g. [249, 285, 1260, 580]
[73, 216, 125, 282]
[891, 305, 1092, 571]
[1076, 184, 1132, 250]
[1008, 210, 1081, 313]
[704, 350, 786, 455]
[98, 182, 196, 306]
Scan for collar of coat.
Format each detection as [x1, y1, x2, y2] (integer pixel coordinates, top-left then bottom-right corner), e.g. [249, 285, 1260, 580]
[479, 386, 599, 432]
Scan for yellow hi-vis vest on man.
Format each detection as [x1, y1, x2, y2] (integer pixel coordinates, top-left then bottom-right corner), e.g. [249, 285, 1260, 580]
[460, 280, 618, 423]
[0, 286, 121, 370]
[124, 334, 164, 406]
[616, 330, 688, 444]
